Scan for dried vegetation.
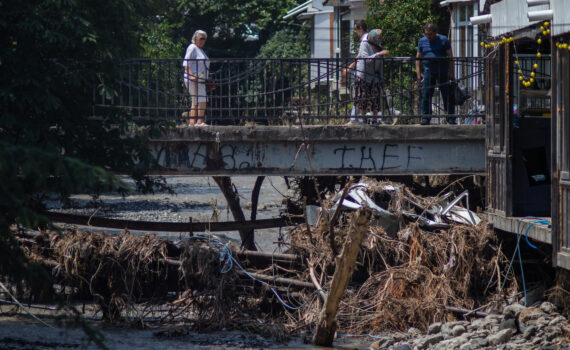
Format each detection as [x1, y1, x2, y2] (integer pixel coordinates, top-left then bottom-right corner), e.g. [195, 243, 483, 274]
[13, 177, 519, 339]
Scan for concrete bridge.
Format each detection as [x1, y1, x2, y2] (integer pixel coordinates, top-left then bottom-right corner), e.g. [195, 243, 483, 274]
[148, 124, 485, 176]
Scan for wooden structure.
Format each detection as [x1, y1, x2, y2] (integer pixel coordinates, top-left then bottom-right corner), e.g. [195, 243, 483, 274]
[478, 0, 570, 269]
[552, 17, 570, 269]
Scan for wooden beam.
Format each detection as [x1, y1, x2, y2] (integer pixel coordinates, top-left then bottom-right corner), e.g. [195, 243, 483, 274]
[313, 207, 371, 346]
[43, 211, 303, 233]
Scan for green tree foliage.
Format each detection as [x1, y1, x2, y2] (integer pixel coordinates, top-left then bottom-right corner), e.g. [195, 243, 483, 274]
[140, 0, 300, 58]
[0, 0, 156, 290]
[366, 0, 449, 57]
[257, 25, 310, 58]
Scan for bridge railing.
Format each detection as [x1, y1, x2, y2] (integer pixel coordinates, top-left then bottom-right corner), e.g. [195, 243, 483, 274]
[93, 57, 485, 124]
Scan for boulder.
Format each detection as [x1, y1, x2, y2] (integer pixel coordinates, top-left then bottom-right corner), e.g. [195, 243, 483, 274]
[548, 315, 566, 326]
[428, 322, 442, 335]
[523, 325, 538, 339]
[540, 301, 557, 314]
[503, 304, 525, 319]
[392, 344, 412, 350]
[416, 334, 443, 349]
[487, 328, 513, 345]
[451, 325, 466, 337]
[498, 318, 518, 333]
[518, 307, 546, 332]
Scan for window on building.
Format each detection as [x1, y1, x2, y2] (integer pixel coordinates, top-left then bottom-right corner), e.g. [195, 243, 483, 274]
[452, 3, 476, 57]
[452, 2, 479, 107]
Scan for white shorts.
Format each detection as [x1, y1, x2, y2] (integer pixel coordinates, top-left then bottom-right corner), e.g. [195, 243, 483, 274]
[185, 79, 207, 104]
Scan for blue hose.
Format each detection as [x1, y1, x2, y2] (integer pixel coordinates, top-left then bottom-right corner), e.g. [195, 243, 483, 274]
[186, 235, 322, 310]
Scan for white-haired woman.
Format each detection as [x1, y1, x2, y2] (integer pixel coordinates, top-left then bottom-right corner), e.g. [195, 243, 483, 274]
[183, 30, 210, 126]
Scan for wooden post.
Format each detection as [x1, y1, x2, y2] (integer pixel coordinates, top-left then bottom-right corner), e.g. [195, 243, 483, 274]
[312, 207, 371, 346]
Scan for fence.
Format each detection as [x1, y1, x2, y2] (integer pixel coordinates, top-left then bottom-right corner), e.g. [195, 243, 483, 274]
[93, 57, 486, 125]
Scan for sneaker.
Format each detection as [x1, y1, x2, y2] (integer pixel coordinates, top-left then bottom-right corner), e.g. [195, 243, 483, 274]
[420, 117, 430, 125]
[196, 122, 208, 127]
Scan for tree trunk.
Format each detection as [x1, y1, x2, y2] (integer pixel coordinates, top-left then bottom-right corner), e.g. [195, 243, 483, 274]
[312, 207, 371, 346]
[213, 176, 256, 250]
[250, 176, 265, 221]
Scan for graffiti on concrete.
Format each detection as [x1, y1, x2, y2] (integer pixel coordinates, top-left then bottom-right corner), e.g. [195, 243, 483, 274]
[150, 141, 445, 173]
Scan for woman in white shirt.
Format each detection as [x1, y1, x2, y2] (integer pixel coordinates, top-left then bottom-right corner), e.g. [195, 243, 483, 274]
[183, 30, 210, 126]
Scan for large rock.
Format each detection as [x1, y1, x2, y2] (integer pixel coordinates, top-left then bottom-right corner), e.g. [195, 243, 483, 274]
[434, 336, 468, 350]
[451, 325, 466, 337]
[487, 328, 513, 345]
[428, 322, 442, 335]
[498, 318, 518, 333]
[517, 306, 547, 332]
[548, 315, 566, 326]
[544, 326, 562, 341]
[540, 301, 557, 314]
[416, 334, 443, 349]
[470, 337, 489, 348]
[441, 321, 468, 337]
[469, 317, 497, 331]
[523, 325, 538, 339]
[503, 304, 526, 319]
[392, 345, 412, 350]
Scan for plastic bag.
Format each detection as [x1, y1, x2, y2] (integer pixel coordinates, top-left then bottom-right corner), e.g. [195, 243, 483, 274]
[452, 80, 470, 106]
[206, 79, 217, 92]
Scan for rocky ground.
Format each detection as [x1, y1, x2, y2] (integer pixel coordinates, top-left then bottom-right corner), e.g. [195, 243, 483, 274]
[371, 301, 569, 350]
[2, 301, 568, 349]
[46, 176, 291, 251]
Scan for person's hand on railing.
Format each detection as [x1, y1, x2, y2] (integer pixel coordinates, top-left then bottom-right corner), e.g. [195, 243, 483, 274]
[341, 68, 350, 86]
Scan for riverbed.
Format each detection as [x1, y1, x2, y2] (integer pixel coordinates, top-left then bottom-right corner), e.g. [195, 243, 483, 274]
[47, 175, 294, 252]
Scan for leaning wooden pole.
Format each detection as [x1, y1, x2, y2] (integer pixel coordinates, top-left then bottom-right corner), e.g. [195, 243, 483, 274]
[313, 207, 371, 346]
[213, 176, 256, 250]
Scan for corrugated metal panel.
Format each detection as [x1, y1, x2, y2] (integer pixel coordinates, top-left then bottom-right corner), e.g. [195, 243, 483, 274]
[551, 0, 570, 36]
[490, 0, 549, 37]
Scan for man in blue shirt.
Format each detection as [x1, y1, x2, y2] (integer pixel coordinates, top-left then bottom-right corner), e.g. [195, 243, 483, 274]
[415, 23, 455, 125]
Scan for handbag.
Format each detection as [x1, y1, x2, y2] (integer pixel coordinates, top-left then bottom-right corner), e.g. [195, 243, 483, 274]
[206, 79, 217, 92]
[452, 80, 470, 106]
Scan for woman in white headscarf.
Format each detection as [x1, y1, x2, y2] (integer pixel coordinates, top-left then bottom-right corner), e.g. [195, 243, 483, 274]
[183, 30, 210, 126]
[354, 29, 389, 119]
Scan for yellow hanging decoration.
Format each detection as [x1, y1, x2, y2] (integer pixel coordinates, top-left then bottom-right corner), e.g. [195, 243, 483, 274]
[482, 23, 550, 87]
[513, 22, 551, 87]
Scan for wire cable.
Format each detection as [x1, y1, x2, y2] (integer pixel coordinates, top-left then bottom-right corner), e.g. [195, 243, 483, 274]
[186, 235, 323, 310]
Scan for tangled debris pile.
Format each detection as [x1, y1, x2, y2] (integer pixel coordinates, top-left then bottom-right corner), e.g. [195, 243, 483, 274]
[288, 178, 510, 333]
[9, 176, 557, 344]
[22, 229, 292, 338]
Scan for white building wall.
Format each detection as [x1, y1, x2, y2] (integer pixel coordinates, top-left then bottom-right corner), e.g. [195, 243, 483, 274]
[551, 0, 570, 36]
[490, 0, 548, 37]
[313, 12, 333, 58]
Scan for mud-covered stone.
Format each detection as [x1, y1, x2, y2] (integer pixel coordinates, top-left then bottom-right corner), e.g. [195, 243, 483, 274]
[428, 322, 442, 335]
[503, 304, 525, 319]
[540, 301, 557, 314]
[487, 328, 513, 345]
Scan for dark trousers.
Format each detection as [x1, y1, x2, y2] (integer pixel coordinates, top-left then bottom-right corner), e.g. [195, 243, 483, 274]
[421, 69, 454, 120]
